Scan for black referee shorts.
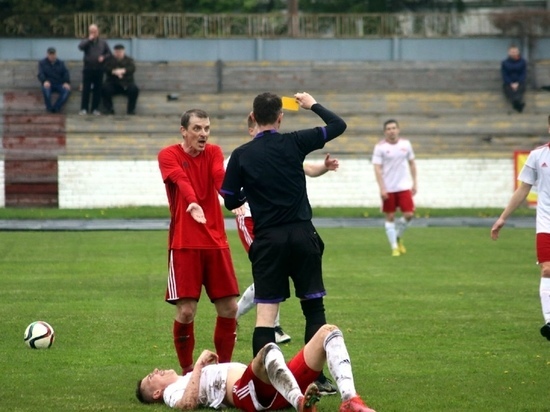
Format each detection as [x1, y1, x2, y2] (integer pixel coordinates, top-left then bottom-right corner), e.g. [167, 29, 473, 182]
[249, 220, 326, 303]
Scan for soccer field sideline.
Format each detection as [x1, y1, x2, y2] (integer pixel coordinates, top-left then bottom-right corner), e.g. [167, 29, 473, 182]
[0, 216, 536, 231]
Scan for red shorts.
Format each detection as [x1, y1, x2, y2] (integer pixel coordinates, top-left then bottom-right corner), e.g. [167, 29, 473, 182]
[165, 248, 239, 303]
[536, 233, 550, 264]
[232, 349, 319, 411]
[236, 215, 255, 253]
[382, 190, 415, 214]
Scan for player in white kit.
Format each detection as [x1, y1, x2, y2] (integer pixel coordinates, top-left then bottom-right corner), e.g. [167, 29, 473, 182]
[372, 119, 417, 256]
[491, 115, 550, 340]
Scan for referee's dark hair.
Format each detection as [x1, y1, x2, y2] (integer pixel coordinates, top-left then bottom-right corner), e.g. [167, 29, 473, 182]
[253, 92, 282, 126]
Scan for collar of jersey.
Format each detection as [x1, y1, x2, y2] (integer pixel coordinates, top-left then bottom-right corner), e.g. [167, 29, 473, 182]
[254, 129, 278, 139]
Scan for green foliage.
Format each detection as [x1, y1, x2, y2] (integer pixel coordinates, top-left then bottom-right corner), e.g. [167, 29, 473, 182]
[0, 0, 286, 14]
[0, 227, 548, 411]
[0, 0, 428, 15]
[299, 0, 371, 13]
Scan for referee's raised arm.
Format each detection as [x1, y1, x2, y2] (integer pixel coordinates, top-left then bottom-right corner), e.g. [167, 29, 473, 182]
[294, 92, 347, 142]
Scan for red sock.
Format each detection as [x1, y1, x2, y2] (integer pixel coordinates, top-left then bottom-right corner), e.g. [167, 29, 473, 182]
[214, 316, 237, 363]
[173, 320, 194, 372]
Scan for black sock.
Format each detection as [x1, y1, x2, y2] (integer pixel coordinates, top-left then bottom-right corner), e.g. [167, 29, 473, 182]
[300, 298, 327, 343]
[252, 327, 275, 357]
[301, 298, 328, 383]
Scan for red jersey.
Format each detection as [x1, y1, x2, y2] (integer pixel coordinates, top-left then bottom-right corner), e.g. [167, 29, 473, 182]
[158, 143, 229, 249]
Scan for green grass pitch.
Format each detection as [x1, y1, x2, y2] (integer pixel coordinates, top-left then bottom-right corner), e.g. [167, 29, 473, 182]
[0, 227, 548, 411]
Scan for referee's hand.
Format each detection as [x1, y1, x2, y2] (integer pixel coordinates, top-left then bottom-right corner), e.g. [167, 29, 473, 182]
[294, 92, 317, 110]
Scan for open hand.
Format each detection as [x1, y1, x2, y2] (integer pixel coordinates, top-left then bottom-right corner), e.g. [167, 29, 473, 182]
[187, 203, 206, 224]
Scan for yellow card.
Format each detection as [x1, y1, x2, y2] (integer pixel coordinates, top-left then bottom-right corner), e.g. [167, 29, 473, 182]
[282, 96, 299, 111]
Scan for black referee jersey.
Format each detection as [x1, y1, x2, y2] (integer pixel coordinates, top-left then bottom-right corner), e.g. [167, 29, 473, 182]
[221, 103, 346, 233]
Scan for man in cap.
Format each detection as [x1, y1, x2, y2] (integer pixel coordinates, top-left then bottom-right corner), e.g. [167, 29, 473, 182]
[102, 44, 140, 115]
[37, 47, 71, 113]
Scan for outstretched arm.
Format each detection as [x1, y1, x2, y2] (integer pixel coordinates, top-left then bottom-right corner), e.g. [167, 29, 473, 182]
[294, 92, 347, 142]
[303, 153, 339, 177]
[491, 181, 532, 240]
[159, 149, 207, 224]
[186, 203, 206, 224]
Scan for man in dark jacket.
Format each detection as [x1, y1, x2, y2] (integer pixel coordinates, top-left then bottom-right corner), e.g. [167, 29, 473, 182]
[102, 44, 140, 115]
[37, 47, 71, 113]
[501, 45, 527, 113]
[78, 24, 111, 115]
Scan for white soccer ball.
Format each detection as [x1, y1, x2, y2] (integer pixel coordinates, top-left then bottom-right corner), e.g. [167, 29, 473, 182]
[24, 321, 55, 349]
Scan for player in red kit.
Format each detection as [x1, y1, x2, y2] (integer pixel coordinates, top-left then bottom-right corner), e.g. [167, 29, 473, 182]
[158, 108, 239, 375]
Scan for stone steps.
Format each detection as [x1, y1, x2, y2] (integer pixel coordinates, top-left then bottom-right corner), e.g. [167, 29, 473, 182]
[59, 130, 542, 159]
[63, 109, 547, 135]
[5, 89, 550, 117]
[4, 59, 550, 93]
[3, 90, 547, 161]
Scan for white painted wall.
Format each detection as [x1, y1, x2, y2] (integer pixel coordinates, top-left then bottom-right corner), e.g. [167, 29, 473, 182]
[56, 157, 516, 209]
[58, 159, 167, 208]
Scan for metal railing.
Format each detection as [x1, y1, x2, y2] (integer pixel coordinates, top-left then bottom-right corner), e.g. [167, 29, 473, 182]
[0, 11, 546, 38]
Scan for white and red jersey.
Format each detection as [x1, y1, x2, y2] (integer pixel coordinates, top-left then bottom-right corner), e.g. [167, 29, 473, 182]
[372, 138, 415, 193]
[163, 362, 246, 409]
[518, 143, 550, 233]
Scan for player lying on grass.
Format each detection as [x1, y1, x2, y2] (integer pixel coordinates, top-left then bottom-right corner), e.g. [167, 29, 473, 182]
[136, 324, 376, 412]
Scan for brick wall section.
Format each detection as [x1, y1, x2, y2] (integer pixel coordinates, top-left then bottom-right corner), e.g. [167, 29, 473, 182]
[2, 92, 65, 207]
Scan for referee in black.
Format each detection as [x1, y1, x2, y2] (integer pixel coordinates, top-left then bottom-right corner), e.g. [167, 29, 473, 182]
[222, 91, 346, 394]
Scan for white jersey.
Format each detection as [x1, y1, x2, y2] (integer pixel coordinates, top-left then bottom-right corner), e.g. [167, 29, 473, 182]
[163, 362, 246, 409]
[518, 143, 550, 233]
[372, 138, 415, 193]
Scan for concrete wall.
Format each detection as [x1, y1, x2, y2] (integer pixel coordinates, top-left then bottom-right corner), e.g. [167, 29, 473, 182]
[54, 157, 515, 209]
[2, 37, 550, 62]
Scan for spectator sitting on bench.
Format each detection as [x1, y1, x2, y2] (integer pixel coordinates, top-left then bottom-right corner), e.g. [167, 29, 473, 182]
[37, 47, 71, 114]
[102, 44, 140, 115]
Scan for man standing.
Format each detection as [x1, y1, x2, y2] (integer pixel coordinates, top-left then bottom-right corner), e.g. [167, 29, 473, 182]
[234, 114, 340, 347]
[372, 119, 417, 257]
[78, 24, 110, 115]
[501, 45, 527, 113]
[37, 47, 71, 113]
[102, 44, 140, 115]
[221, 92, 346, 393]
[491, 115, 550, 341]
[158, 109, 239, 375]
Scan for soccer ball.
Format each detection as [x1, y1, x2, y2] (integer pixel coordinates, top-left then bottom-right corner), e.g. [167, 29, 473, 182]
[24, 321, 55, 349]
